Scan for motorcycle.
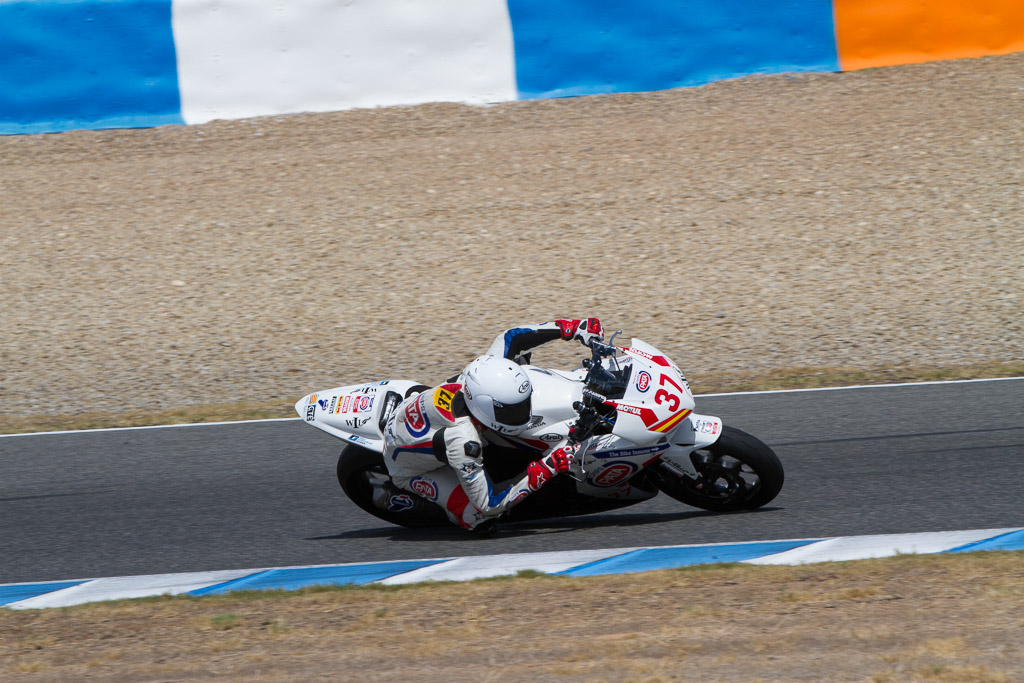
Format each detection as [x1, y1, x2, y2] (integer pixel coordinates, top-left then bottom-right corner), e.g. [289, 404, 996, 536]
[295, 332, 784, 529]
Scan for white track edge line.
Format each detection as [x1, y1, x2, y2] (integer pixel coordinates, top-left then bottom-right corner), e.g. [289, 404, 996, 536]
[2, 376, 1020, 438]
[0, 417, 299, 439]
[697, 375, 1023, 397]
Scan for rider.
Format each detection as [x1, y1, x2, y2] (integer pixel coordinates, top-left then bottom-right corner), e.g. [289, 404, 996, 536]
[382, 318, 604, 532]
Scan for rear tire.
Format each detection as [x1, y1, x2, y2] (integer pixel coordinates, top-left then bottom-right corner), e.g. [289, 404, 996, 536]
[654, 426, 783, 512]
[336, 445, 448, 528]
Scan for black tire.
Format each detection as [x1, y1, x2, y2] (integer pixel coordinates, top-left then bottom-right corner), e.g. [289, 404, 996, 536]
[405, 384, 430, 398]
[336, 445, 448, 528]
[653, 426, 784, 512]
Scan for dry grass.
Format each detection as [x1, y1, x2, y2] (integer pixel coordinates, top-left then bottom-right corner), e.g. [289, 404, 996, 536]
[2, 552, 1022, 681]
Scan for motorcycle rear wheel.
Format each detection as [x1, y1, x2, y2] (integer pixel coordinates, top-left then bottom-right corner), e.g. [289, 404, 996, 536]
[337, 445, 449, 528]
[653, 426, 783, 512]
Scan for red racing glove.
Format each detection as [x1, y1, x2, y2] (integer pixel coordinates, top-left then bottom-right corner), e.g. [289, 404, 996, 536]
[526, 445, 577, 491]
[556, 318, 604, 347]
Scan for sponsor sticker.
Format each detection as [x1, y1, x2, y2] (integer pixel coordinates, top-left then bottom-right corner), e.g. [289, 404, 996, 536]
[307, 394, 318, 405]
[410, 477, 438, 501]
[388, 494, 414, 512]
[693, 419, 719, 435]
[328, 396, 337, 414]
[593, 444, 668, 459]
[356, 395, 374, 412]
[609, 401, 660, 428]
[433, 384, 459, 422]
[538, 433, 564, 443]
[341, 396, 352, 413]
[305, 405, 315, 422]
[405, 395, 430, 437]
[590, 461, 640, 487]
[317, 398, 329, 411]
[636, 370, 652, 392]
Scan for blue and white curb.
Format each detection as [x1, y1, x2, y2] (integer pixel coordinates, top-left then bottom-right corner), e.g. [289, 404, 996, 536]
[3, 527, 1021, 610]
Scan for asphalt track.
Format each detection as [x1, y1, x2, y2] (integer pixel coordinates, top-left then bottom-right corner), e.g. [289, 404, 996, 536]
[2, 380, 1022, 585]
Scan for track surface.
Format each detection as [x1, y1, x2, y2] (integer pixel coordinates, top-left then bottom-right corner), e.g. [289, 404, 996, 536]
[2, 380, 1022, 584]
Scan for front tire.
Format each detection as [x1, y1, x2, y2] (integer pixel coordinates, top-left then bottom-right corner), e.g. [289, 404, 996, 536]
[336, 445, 448, 528]
[653, 426, 783, 512]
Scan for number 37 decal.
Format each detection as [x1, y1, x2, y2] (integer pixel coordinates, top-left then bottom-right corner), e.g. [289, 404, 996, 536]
[654, 373, 685, 412]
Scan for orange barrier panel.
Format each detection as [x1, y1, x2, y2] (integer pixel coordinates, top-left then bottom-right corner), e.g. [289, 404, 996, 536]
[834, 0, 1024, 71]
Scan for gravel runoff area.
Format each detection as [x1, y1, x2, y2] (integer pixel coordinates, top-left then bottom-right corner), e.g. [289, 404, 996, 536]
[1, 53, 1021, 427]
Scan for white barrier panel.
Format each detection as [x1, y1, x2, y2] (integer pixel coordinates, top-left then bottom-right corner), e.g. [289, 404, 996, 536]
[172, 0, 517, 125]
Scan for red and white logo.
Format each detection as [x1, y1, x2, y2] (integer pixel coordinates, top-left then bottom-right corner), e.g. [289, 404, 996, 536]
[611, 401, 659, 427]
[636, 371, 651, 392]
[410, 477, 438, 501]
[591, 462, 639, 487]
[404, 397, 430, 437]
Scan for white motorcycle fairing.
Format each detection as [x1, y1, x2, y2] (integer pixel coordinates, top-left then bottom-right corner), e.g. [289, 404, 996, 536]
[296, 330, 785, 529]
[295, 380, 420, 454]
[487, 339, 724, 498]
[295, 339, 727, 499]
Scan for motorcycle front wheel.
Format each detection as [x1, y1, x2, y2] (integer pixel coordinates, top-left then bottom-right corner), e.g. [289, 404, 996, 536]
[653, 426, 784, 512]
[337, 445, 449, 528]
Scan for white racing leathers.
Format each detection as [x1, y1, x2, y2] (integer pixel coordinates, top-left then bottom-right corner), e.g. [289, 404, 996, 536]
[382, 323, 569, 529]
[383, 384, 537, 529]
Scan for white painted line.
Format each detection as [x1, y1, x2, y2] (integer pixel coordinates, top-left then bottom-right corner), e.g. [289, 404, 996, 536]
[698, 376, 1023, 397]
[0, 417, 300, 439]
[10, 569, 260, 609]
[2, 376, 1019, 438]
[743, 528, 1017, 566]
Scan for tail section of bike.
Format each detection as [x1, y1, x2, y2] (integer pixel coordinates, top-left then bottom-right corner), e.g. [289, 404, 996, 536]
[294, 379, 422, 453]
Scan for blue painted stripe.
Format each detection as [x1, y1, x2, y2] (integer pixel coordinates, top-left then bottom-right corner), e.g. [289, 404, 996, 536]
[0, 580, 86, 606]
[508, 0, 840, 99]
[944, 529, 1024, 554]
[0, 0, 183, 135]
[189, 560, 446, 595]
[559, 540, 820, 577]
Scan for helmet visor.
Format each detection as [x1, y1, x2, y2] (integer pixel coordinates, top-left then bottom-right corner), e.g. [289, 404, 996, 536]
[492, 396, 531, 427]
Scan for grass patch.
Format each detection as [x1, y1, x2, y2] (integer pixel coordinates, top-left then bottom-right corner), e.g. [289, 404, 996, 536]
[2, 361, 1020, 435]
[208, 613, 244, 630]
[3, 551, 1022, 682]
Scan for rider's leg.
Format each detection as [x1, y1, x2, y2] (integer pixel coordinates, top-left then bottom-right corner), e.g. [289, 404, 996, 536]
[392, 466, 486, 530]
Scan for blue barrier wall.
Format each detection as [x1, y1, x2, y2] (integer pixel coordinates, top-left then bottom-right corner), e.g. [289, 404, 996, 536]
[0, 0, 182, 134]
[507, 0, 841, 99]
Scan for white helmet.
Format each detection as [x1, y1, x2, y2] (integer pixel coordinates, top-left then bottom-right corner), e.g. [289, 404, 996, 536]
[461, 355, 533, 434]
